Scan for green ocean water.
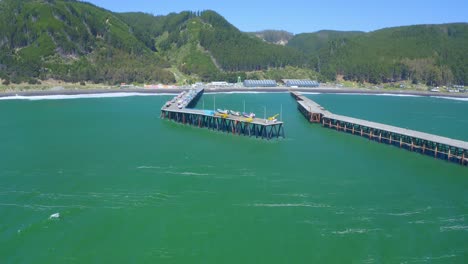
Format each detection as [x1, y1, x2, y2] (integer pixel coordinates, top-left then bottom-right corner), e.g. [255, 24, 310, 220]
[0, 93, 467, 263]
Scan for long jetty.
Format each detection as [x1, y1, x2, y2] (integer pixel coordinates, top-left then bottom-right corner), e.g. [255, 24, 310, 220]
[160, 88, 285, 140]
[291, 91, 468, 166]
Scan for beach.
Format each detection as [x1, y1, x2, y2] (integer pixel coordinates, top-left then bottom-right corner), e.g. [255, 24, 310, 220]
[1, 86, 468, 98]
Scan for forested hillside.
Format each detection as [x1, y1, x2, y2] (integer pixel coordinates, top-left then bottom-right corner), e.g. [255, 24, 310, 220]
[290, 24, 468, 85]
[0, 0, 174, 84]
[288, 30, 365, 55]
[0, 0, 467, 86]
[119, 10, 306, 81]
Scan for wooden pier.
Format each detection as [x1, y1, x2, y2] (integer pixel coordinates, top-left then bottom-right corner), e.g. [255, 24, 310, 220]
[291, 91, 468, 166]
[160, 89, 285, 140]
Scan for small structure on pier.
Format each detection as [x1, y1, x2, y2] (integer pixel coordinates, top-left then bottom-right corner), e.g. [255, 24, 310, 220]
[160, 89, 285, 140]
[291, 91, 468, 166]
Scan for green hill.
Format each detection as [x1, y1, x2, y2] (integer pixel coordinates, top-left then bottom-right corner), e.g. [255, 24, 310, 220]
[0, 0, 467, 86]
[118, 10, 307, 82]
[0, 1, 308, 85]
[288, 30, 365, 55]
[290, 25, 468, 85]
[0, 0, 174, 85]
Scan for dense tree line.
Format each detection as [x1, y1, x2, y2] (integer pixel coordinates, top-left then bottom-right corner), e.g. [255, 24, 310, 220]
[292, 24, 468, 85]
[0, 0, 174, 84]
[198, 11, 306, 72]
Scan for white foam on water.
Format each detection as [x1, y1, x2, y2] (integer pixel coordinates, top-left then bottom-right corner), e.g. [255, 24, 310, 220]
[405, 254, 457, 262]
[387, 207, 431, 216]
[331, 228, 381, 235]
[206, 91, 287, 95]
[408, 220, 433, 224]
[332, 228, 367, 235]
[137, 166, 162, 169]
[439, 216, 465, 223]
[164, 171, 209, 176]
[300, 92, 321, 95]
[388, 211, 421, 216]
[0, 203, 88, 210]
[362, 256, 376, 264]
[333, 92, 371, 96]
[49, 212, 60, 220]
[179, 172, 210, 176]
[440, 225, 468, 232]
[248, 203, 330, 208]
[431, 96, 468, 102]
[333, 92, 421, 97]
[0, 92, 173, 101]
[375, 93, 422, 98]
[273, 193, 309, 198]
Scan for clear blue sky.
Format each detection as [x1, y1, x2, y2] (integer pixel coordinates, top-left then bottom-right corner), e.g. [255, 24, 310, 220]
[86, 0, 468, 34]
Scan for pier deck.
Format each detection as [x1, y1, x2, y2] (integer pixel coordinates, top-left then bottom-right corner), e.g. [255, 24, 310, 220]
[160, 89, 285, 139]
[291, 91, 468, 166]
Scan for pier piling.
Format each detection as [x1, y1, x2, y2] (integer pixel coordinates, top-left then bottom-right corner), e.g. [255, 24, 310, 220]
[291, 91, 468, 166]
[161, 89, 285, 140]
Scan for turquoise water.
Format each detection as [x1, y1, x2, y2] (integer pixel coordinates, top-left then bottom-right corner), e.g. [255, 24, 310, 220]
[0, 93, 467, 263]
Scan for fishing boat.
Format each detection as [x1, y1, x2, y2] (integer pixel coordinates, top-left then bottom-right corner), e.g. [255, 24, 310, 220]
[217, 109, 228, 114]
[242, 112, 255, 118]
[229, 110, 241, 116]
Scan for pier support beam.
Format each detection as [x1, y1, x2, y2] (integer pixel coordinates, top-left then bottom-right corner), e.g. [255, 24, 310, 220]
[292, 91, 468, 167]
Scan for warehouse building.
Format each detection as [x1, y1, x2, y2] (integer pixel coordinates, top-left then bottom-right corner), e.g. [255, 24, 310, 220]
[283, 79, 320, 87]
[243, 80, 277, 87]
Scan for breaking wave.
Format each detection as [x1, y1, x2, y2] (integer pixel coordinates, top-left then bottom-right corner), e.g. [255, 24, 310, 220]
[431, 96, 468, 102]
[0, 92, 171, 101]
[206, 91, 287, 95]
[300, 92, 321, 95]
[375, 93, 422, 97]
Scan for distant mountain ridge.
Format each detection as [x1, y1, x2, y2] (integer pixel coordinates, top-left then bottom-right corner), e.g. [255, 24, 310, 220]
[0, 0, 467, 86]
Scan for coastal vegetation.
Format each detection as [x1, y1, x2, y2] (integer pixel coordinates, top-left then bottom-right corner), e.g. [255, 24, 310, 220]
[289, 25, 468, 86]
[0, 0, 467, 87]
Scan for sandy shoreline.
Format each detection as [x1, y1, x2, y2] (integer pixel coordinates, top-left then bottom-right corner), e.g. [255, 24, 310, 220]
[1, 87, 468, 98]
